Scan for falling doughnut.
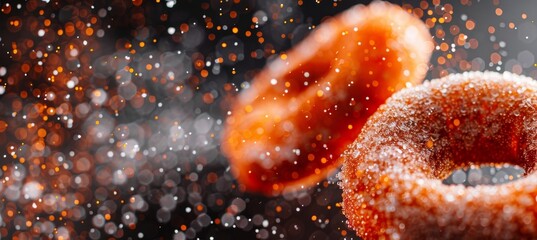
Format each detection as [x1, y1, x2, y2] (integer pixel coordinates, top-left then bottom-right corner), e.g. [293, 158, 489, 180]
[222, 2, 433, 196]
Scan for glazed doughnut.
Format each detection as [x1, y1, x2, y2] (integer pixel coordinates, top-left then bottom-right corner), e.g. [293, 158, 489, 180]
[340, 71, 537, 239]
[222, 2, 433, 196]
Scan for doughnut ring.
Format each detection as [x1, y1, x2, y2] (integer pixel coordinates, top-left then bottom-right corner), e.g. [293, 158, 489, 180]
[222, 1, 432, 196]
[340, 71, 537, 239]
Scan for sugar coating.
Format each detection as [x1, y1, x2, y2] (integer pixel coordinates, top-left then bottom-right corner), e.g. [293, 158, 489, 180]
[339, 71, 537, 239]
[223, 1, 433, 196]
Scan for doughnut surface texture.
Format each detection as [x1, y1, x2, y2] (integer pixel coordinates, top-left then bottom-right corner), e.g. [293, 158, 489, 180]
[340, 71, 537, 239]
[222, 2, 432, 196]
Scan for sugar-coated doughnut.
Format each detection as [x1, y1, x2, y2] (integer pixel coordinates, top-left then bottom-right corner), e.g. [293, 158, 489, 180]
[340, 71, 537, 239]
[222, 2, 433, 196]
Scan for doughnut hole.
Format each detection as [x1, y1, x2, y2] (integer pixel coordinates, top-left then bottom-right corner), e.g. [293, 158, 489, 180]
[442, 164, 524, 186]
[340, 71, 537, 239]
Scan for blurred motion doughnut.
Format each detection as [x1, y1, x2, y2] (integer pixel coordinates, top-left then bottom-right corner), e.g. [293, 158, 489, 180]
[222, 2, 433, 196]
[340, 71, 537, 239]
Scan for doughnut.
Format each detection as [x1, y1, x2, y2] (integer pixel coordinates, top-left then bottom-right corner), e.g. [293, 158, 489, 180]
[340, 71, 537, 239]
[222, 2, 433, 196]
